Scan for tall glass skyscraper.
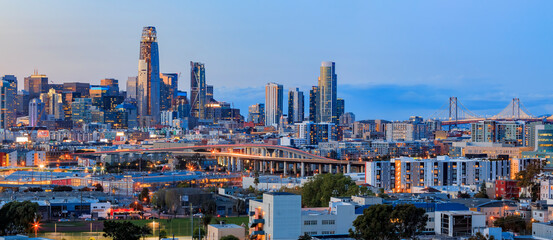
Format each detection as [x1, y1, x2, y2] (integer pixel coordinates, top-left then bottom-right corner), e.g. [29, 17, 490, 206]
[0, 75, 17, 129]
[318, 61, 337, 123]
[137, 26, 160, 126]
[190, 62, 206, 119]
[160, 73, 178, 111]
[288, 88, 304, 124]
[265, 82, 283, 126]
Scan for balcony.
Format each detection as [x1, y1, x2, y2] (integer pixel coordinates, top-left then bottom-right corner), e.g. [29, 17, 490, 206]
[251, 230, 265, 236]
[250, 219, 265, 225]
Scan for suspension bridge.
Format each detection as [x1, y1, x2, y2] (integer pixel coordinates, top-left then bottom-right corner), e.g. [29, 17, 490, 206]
[430, 97, 544, 126]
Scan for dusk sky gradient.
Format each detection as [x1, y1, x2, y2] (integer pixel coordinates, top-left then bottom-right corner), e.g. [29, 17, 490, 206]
[1, 1, 553, 120]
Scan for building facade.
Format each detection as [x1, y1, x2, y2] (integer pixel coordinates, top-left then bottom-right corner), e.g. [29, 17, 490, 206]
[137, 26, 161, 126]
[265, 83, 283, 126]
[318, 61, 337, 123]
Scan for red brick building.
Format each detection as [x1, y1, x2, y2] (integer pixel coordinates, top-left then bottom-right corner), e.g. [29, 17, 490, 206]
[495, 179, 519, 199]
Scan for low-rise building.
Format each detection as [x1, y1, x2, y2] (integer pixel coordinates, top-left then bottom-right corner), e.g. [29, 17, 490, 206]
[207, 223, 245, 240]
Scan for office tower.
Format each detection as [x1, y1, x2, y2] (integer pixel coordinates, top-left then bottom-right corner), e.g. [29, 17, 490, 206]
[160, 73, 178, 111]
[265, 82, 283, 126]
[309, 86, 319, 122]
[288, 88, 304, 124]
[207, 85, 214, 100]
[318, 61, 337, 123]
[29, 98, 44, 127]
[100, 78, 119, 96]
[116, 101, 138, 129]
[173, 91, 190, 119]
[62, 91, 81, 120]
[190, 61, 207, 119]
[71, 98, 92, 125]
[89, 85, 109, 108]
[24, 71, 48, 100]
[63, 82, 90, 98]
[40, 88, 64, 120]
[16, 90, 30, 117]
[248, 103, 265, 124]
[0, 75, 17, 129]
[137, 26, 161, 125]
[336, 98, 345, 120]
[126, 76, 138, 99]
[49, 84, 64, 93]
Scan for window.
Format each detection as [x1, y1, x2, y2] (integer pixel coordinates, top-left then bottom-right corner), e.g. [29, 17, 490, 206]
[304, 220, 317, 225]
[321, 231, 335, 235]
[322, 220, 335, 225]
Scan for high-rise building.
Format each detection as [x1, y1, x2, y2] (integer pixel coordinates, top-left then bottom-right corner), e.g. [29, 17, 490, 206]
[137, 26, 161, 126]
[471, 120, 497, 143]
[100, 78, 119, 96]
[288, 88, 304, 124]
[160, 73, 178, 111]
[16, 90, 30, 117]
[89, 85, 109, 108]
[190, 62, 207, 119]
[309, 86, 319, 122]
[318, 61, 337, 123]
[173, 91, 190, 119]
[62, 91, 81, 120]
[71, 98, 92, 126]
[63, 82, 90, 98]
[29, 98, 44, 127]
[336, 98, 345, 120]
[126, 76, 138, 99]
[207, 85, 214, 100]
[0, 75, 17, 129]
[40, 88, 64, 120]
[248, 103, 265, 124]
[265, 83, 283, 126]
[24, 71, 48, 100]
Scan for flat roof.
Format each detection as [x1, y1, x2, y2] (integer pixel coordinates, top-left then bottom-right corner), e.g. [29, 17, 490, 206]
[209, 223, 243, 229]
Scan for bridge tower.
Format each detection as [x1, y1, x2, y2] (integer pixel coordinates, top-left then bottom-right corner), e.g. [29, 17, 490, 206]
[449, 97, 458, 130]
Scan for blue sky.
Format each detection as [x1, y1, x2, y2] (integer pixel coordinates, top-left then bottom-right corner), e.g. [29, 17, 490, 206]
[1, 1, 552, 120]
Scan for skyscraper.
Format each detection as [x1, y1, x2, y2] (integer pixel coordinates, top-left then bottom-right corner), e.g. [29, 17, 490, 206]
[288, 88, 304, 124]
[265, 83, 283, 126]
[318, 61, 337, 123]
[190, 62, 207, 119]
[137, 26, 161, 126]
[63, 82, 90, 98]
[24, 71, 48, 100]
[29, 98, 44, 127]
[337, 98, 345, 120]
[100, 78, 119, 96]
[248, 103, 265, 124]
[160, 73, 178, 111]
[40, 88, 64, 120]
[126, 76, 138, 99]
[0, 75, 17, 129]
[309, 86, 319, 122]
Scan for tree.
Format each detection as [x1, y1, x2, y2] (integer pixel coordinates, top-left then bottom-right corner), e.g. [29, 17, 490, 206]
[494, 215, 526, 233]
[302, 173, 363, 207]
[468, 232, 496, 240]
[202, 215, 213, 229]
[298, 233, 312, 240]
[139, 188, 150, 203]
[94, 183, 104, 192]
[103, 221, 151, 240]
[457, 192, 471, 198]
[390, 204, 428, 239]
[159, 229, 168, 239]
[221, 235, 239, 240]
[474, 182, 489, 199]
[129, 201, 144, 211]
[349, 204, 428, 240]
[0, 201, 40, 235]
[192, 227, 206, 240]
[253, 177, 260, 188]
[516, 160, 544, 201]
[53, 186, 73, 192]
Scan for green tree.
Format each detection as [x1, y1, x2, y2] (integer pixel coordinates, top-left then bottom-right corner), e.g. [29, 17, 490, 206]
[298, 233, 312, 240]
[302, 173, 363, 207]
[139, 188, 150, 203]
[468, 232, 496, 240]
[102, 221, 151, 240]
[253, 177, 259, 188]
[474, 182, 489, 199]
[220, 235, 240, 240]
[516, 160, 544, 201]
[192, 227, 206, 240]
[94, 183, 104, 192]
[201, 215, 213, 229]
[129, 201, 144, 211]
[0, 201, 40, 235]
[349, 204, 428, 240]
[53, 185, 73, 192]
[158, 229, 168, 239]
[494, 215, 526, 233]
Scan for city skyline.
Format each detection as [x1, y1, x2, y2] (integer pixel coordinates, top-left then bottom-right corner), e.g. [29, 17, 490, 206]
[1, 1, 553, 120]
